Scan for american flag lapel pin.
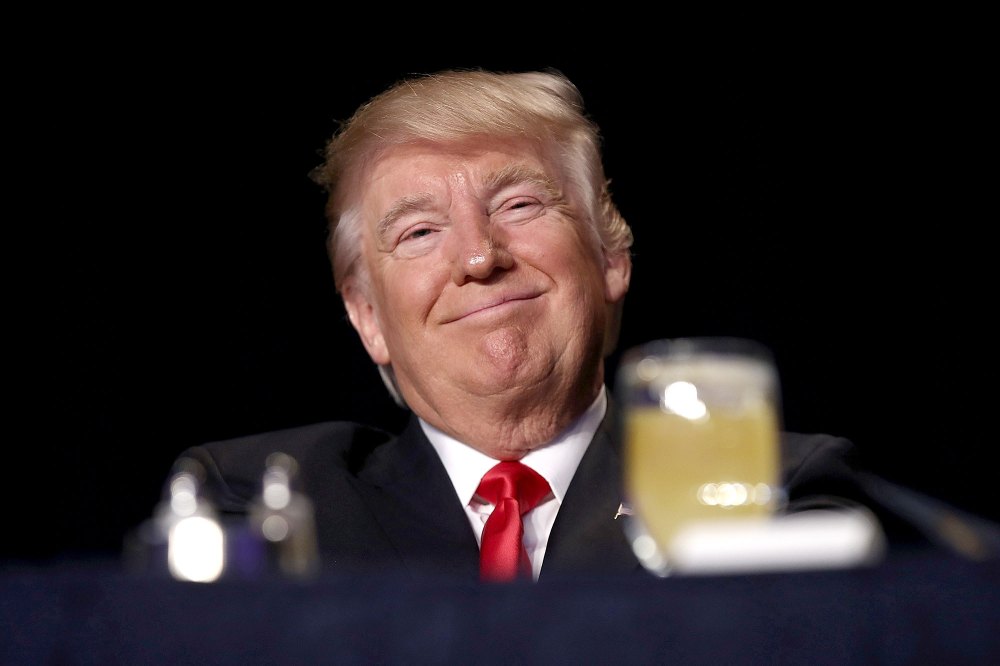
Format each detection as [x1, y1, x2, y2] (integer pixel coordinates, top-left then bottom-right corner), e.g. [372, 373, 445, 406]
[614, 502, 633, 520]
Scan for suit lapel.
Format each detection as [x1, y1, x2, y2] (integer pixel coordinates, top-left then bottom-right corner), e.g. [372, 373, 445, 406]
[356, 415, 480, 579]
[541, 403, 643, 578]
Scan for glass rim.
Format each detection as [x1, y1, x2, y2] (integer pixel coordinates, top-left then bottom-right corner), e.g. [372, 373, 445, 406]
[620, 336, 776, 362]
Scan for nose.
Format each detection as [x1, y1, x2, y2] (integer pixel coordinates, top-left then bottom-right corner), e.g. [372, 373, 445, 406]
[449, 215, 514, 285]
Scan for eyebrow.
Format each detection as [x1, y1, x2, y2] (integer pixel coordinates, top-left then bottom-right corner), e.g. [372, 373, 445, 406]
[482, 164, 561, 198]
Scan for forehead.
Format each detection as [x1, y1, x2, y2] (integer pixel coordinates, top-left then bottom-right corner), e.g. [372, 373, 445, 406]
[360, 137, 558, 203]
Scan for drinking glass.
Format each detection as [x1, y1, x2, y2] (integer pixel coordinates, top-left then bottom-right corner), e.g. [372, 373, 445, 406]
[616, 337, 785, 575]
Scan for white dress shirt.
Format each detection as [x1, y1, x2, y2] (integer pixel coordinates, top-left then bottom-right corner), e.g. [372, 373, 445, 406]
[420, 387, 607, 579]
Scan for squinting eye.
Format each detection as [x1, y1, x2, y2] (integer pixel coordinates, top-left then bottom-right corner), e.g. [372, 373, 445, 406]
[401, 228, 434, 242]
[494, 197, 543, 222]
[504, 198, 538, 211]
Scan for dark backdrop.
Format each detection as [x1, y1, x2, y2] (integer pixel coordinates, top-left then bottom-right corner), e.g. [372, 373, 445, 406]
[16, 25, 991, 563]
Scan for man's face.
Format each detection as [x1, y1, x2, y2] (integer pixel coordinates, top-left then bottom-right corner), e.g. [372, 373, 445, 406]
[342, 137, 630, 431]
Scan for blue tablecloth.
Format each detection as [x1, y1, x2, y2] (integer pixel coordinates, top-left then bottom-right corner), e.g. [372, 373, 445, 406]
[4, 551, 999, 665]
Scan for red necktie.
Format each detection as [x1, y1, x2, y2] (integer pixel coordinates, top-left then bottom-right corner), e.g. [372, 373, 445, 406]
[476, 461, 551, 582]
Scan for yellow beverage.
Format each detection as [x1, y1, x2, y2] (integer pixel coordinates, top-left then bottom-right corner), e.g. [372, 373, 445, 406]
[624, 397, 780, 555]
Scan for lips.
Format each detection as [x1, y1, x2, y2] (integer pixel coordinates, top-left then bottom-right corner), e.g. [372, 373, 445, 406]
[440, 288, 544, 323]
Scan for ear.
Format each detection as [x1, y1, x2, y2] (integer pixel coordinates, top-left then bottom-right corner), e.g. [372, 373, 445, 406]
[603, 248, 632, 304]
[341, 280, 391, 365]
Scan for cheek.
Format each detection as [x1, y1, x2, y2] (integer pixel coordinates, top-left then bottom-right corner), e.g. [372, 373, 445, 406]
[373, 262, 443, 329]
[514, 226, 605, 289]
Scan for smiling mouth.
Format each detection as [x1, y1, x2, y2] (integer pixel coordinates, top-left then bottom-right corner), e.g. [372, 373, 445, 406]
[443, 292, 542, 323]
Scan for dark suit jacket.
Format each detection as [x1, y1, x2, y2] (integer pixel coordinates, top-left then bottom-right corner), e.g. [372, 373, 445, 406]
[175, 405, 903, 581]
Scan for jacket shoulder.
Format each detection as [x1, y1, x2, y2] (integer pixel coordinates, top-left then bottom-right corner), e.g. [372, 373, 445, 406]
[174, 421, 396, 511]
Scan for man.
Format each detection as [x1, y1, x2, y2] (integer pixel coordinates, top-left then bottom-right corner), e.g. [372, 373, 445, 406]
[170, 69, 921, 581]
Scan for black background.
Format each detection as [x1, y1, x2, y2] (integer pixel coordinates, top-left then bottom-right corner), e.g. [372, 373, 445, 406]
[14, 18, 993, 563]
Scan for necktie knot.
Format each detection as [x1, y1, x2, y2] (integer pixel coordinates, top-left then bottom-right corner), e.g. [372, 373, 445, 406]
[475, 461, 551, 582]
[476, 461, 550, 513]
